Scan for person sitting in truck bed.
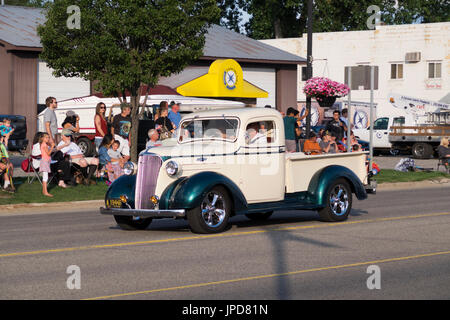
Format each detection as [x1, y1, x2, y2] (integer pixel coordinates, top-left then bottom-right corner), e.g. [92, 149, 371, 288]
[319, 131, 337, 154]
[303, 132, 322, 155]
[437, 137, 450, 167]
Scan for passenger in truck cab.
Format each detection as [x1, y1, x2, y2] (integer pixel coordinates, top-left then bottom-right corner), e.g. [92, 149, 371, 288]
[246, 122, 267, 145]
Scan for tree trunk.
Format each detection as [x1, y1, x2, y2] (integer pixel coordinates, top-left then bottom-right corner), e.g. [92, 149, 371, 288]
[130, 94, 140, 163]
[274, 18, 283, 38]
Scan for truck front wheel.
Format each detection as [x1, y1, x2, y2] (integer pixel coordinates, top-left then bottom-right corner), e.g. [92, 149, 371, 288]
[317, 179, 353, 222]
[187, 186, 231, 234]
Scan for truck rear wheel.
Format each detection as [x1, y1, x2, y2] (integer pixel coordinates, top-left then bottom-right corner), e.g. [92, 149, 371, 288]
[412, 143, 433, 159]
[187, 186, 231, 234]
[317, 179, 352, 222]
[114, 215, 153, 230]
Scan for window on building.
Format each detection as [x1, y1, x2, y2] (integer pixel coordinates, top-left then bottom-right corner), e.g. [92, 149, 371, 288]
[428, 62, 442, 79]
[390, 63, 403, 79]
[301, 66, 307, 81]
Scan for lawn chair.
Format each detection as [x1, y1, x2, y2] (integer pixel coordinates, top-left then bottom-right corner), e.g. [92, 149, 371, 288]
[22, 154, 43, 185]
[437, 158, 449, 174]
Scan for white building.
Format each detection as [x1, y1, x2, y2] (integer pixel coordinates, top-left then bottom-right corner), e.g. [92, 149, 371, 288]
[260, 22, 449, 118]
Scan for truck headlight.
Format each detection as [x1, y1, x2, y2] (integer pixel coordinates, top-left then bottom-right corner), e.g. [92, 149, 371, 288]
[123, 162, 135, 175]
[165, 161, 179, 176]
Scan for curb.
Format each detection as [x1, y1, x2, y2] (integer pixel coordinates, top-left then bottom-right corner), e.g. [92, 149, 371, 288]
[377, 178, 450, 191]
[0, 200, 104, 216]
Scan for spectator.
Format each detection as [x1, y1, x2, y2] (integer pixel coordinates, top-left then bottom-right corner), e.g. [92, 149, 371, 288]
[168, 103, 181, 129]
[111, 104, 132, 162]
[437, 137, 450, 167]
[39, 133, 54, 197]
[325, 110, 347, 142]
[155, 101, 168, 122]
[43, 96, 58, 145]
[342, 131, 361, 152]
[98, 134, 122, 183]
[0, 118, 14, 149]
[62, 111, 80, 135]
[32, 132, 72, 188]
[0, 141, 14, 193]
[57, 130, 99, 184]
[303, 132, 322, 155]
[108, 140, 126, 168]
[155, 107, 174, 140]
[283, 107, 299, 153]
[319, 131, 338, 154]
[340, 108, 352, 130]
[146, 129, 162, 148]
[94, 102, 108, 150]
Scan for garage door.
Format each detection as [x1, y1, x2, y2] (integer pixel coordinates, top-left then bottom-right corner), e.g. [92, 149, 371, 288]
[38, 61, 91, 104]
[243, 67, 276, 108]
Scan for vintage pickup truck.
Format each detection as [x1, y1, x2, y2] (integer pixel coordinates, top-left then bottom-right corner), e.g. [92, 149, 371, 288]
[100, 107, 375, 233]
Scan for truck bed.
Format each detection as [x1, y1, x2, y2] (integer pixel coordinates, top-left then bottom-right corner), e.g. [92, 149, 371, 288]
[285, 152, 368, 193]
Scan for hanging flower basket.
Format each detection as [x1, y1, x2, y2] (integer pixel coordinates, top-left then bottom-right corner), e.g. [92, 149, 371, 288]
[315, 95, 337, 108]
[303, 77, 350, 107]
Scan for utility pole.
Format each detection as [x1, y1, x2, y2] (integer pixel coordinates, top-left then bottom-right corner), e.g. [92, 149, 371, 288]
[305, 0, 313, 138]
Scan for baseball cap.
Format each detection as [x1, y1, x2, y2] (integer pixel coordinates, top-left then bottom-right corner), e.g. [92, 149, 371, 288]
[61, 128, 73, 136]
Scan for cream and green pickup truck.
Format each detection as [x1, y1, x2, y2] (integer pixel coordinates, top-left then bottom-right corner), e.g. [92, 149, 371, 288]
[101, 108, 376, 233]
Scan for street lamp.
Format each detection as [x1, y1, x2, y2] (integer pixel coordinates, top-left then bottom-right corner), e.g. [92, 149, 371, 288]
[305, 0, 313, 137]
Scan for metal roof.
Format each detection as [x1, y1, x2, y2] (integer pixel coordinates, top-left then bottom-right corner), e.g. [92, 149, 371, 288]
[0, 5, 45, 48]
[203, 24, 305, 64]
[0, 5, 305, 64]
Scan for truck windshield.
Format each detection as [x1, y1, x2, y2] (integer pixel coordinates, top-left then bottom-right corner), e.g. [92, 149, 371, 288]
[178, 118, 239, 143]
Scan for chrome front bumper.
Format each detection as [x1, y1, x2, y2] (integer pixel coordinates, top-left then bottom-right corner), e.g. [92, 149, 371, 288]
[100, 207, 186, 218]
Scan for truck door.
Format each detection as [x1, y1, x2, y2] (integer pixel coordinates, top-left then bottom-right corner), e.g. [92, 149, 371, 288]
[372, 117, 391, 148]
[239, 118, 285, 203]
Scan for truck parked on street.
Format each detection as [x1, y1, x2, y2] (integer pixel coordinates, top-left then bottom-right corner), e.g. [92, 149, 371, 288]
[353, 93, 450, 158]
[100, 107, 375, 233]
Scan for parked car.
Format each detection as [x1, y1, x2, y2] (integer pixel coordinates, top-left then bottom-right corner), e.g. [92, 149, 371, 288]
[100, 108, 375, 233]
[0, 115, 28, 153]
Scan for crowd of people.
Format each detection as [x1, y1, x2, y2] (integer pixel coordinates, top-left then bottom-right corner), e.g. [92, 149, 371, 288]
[282, 107, 362, 155]
[0, 96, 181, 196]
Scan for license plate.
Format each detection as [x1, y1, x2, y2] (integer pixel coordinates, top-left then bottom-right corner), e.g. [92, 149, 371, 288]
[107, 199, 123, 208]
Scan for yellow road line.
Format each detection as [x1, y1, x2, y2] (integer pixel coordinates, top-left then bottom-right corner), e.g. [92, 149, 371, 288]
[1, 211, 449, 258]
[84, 249, 450, 300]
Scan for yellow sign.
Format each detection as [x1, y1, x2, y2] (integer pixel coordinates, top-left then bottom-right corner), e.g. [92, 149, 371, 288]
[176, 59, 268, 98]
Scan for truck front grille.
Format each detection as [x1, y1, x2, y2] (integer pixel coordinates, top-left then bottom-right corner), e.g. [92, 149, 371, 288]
[135, 154, 162, 209]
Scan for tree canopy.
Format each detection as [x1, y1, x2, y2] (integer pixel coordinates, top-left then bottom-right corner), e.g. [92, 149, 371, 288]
[38, 0, 220, 161]
[217, 0, 450, 39]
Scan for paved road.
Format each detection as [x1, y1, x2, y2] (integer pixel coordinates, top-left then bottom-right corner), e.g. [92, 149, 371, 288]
[1, 187, 449, 300]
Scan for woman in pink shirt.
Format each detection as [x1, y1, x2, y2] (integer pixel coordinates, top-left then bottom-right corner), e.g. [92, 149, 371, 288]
[40, 133, 54, 197]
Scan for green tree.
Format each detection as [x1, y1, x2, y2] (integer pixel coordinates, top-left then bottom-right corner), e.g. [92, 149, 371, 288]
[38, 0, 220, 162]
[236, 0, 449, 39]
[217, 0, 245, 33]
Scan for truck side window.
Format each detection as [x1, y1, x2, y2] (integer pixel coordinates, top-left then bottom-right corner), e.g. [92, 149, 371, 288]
[245, 121, 275, 145]
[373, 117, 389, 130]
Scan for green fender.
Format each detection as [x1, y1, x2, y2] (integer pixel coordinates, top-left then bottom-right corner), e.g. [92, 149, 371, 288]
[104, 175, 137, 208]
[159, 171, 248, 214]
[307, 165, 367, 207]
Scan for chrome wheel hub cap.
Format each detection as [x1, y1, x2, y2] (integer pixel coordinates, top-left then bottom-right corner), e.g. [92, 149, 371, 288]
[201, 192, 226, 228]
[330, 185, 349, 216]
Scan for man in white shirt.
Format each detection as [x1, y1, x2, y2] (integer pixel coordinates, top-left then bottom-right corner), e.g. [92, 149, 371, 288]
[58, 130, 99, 183]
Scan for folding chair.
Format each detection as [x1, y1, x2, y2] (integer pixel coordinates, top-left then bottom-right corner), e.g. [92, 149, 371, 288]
[24, 154, 43, 185]
[437, 158, 449, 174]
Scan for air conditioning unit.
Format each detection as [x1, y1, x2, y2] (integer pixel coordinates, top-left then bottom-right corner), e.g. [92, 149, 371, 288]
[405, 52, 421, 63]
